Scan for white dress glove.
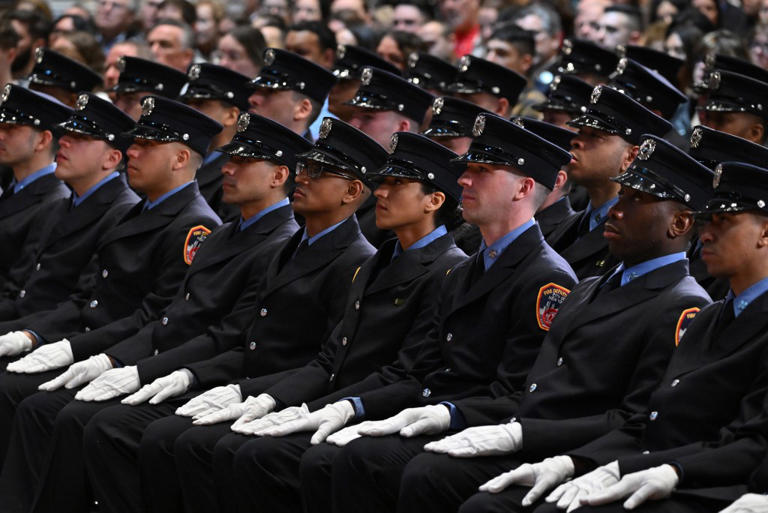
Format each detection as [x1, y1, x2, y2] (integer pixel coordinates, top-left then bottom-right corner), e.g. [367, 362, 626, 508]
[37, 353, 112, 391]
[232, 404, 311, 436]
[194, 393, 276, 426]
[547, 460, 621, 512]
[325, 420, 381, 446]
[252, 401, 355, 444]
[479, 456, 575, 507]
[75, 366, 141, 401]
[720, 493, 768, 513]
[174, 384, 241, 417]
[0, 331, 33, 356]
[356, 405, 451, 438]
[121, 369, 194, 405]
[7, 339, 73, 374]
[581, 464, 679, 510]
[424, 421, 523, 457]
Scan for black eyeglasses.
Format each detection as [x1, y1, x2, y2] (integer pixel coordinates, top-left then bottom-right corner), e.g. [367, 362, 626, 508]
[295, 160, 357, 181]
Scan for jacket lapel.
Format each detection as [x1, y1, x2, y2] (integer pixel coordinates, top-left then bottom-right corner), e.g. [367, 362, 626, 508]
[261, 215, 359, 296]
[564, 260, 690, 332]
[363, 236, 453, 296]
[98, 183, 201, 248]
[0, 174, 68, 217]
[451, 225, 543, 312]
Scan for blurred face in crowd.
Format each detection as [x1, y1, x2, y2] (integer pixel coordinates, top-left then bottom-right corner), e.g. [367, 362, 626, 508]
[331, 0, 369, 21]
[376, 35, 406, 71]
[214, 34, 260, 77]
[293, 0, 323, 22]
[96, 0, 135, 36]
[486, 39, 532, 76]
[147, 23, 194, 72]
[418, 21, 454, 60]
[655, 0, 679, 24]
[750, 28, 768, 70]
[104, 42, 141, 94]
[693, 0, 718, 25]
[516, 14, 559, 64]
[761, 0, 768, 24]
[393, 4, 426, 33]
[10, 19, 43, 75]
[195, 3, 219, 49]
[595, 11, 636, 49]
[478, 7, 497, 42]
[439, 0, 480, 32]
[140, 0, 163, 30]
[260, 0, 290, 22]
[285, 29, 334, 69]
[664, 32, 686, 61]
[575, 0, 604, 41]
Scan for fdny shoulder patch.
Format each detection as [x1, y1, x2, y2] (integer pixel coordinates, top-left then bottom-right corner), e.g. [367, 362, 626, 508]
[675, 307, 700, 346]
[536, 283, 571, 331]
[183, 225, 212, 265]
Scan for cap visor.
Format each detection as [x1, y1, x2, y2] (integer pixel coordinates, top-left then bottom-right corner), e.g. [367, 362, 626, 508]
[567, 113, 621, 135]
[217, 140, 273, 160]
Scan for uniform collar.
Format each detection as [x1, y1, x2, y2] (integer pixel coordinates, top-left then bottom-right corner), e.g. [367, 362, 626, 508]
[726, 275, 768, 318]
[610, 251, 687, 287]
[12, 163, 57, 194]
[72, 171, 120, 207]
[479, 218, 535, 270]
[238, 197, 289, 231]
[586, 196, 619, 232]
[144, 181, 194, 210]
[392, 225, 447, 260]
[301, 217, 348, 246]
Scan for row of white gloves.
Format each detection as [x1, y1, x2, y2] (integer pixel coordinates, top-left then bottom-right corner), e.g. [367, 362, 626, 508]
[1, 331, 763, 512]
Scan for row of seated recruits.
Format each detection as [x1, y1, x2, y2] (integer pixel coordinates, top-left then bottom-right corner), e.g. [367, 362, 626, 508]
[0, 43, 766, 513]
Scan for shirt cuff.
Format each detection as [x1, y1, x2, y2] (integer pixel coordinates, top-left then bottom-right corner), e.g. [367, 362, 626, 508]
[342, 396, 365, 418]
[439, 401, 466, 430]
[27, 330, 41, 346]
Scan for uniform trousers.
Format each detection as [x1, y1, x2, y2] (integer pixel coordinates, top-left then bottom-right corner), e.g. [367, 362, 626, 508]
[82, 395, 194, 513]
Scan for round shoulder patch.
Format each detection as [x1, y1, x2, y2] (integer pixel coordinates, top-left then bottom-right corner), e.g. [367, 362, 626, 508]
[675, 307, 700, 346]
[536, 283, 571, 331]
[184, 225, 212, 265]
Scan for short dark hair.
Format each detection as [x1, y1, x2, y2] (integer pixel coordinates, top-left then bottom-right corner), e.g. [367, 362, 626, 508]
[393, 0, 434, 19]
[3, 10, 51, 42]
[489, 23, 536, 58]
[288, 20, 336, 51]
[0, 21, 20, 50]
[421, 182, 464, 231]
[228, 25, 267, 69]
[604, 5, 644, 33]
[158, 0, 197, 26]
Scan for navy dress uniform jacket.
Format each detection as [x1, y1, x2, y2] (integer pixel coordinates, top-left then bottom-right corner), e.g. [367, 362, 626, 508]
[0, 176, 140, 321]
[0, 174, 71, 289]
[568, 292, 768, 489]
[453, 260, 711, 457]
[238, 233, 467, 403]
[20, 182, 221, 361]
[536, 197, 578, 242]
[310, 224, 577, 419]
[547, 209, 619, 279]
[185, 215, 376, 387]
[102, 205, 298, 376]
[197, 153, 238, 221]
